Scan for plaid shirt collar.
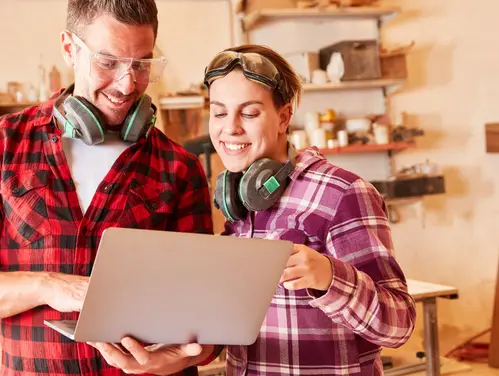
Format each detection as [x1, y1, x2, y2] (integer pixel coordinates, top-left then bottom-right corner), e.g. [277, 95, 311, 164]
[288, 147, 325, 181]
[30, 88, 65, 128]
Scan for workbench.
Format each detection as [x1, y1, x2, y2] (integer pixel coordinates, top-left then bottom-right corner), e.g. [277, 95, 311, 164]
[200, 279, 459, 376]
[386, 279, 459, 376]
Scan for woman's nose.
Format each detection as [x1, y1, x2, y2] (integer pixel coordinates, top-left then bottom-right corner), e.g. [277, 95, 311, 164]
[222, 115, 243, 135]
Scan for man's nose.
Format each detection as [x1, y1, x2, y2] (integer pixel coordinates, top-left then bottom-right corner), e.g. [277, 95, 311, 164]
[115, 70, 136, 96]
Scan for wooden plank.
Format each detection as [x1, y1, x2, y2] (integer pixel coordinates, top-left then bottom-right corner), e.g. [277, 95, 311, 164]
[302, 78, 405, 92]
[243, 6, 400, 30]
[0, 102, 40, 117]
[304, 141, 414, 155]
[485, 123, 499, 153]
[488, 258, 499, 368]
[0, 101, 39, 108]
[407, 279, 458, 301]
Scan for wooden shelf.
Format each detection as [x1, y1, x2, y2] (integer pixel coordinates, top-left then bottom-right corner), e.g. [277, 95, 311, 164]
[304, 141, 414, 155]
[243, 6, 400, 31]
[0, 101, 39, 108]
[303, 78, 404, 92]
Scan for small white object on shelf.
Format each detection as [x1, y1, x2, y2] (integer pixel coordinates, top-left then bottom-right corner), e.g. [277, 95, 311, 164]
[326, 52, 345, 84]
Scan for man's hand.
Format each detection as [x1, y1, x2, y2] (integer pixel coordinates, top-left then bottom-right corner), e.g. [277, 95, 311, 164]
[280, 244, 333, 291]
[88, 337, 213, 375]
[42, 272, 89, 312]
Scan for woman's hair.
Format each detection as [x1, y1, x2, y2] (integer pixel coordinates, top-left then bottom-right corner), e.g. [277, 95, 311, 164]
[223, 44, 302, 110]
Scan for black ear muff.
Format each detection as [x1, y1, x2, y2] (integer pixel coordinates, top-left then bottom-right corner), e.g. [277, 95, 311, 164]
[239, 159, 288, 212]
[121, 94, 155, 142]
[214, 170, 247, 222]
[62, 96, 107, 145]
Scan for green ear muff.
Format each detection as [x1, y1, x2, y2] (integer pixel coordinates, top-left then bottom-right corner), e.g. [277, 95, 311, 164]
[53, 84, 157, 145]
[238, 158, 288, 212]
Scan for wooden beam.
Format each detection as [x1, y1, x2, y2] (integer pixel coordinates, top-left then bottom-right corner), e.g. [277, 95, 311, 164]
[489, 258, 499, 367]
[485, 123, 499, 153]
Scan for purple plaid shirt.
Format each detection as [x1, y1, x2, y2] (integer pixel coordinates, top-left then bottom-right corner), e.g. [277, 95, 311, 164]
[222, 147, 416, 376]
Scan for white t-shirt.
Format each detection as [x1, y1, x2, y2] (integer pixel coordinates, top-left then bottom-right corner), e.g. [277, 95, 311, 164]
[61, 132, 129, 213]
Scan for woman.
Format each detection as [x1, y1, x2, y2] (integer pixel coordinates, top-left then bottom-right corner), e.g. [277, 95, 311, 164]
[204, 45, 416, 376]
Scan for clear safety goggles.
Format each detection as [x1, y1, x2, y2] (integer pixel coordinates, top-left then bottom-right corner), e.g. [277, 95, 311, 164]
[204, 51, 289, 103]
[70, 33, 167, 84]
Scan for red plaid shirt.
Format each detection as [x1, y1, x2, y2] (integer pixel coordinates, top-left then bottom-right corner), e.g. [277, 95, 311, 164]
[0, 94, 220, 375]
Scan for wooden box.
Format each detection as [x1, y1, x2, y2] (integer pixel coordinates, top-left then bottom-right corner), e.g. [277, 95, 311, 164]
[319, 40, 381, 81]
[380, 52, 407, 79]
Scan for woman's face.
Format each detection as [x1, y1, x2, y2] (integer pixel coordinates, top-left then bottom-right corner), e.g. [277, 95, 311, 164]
[209, 70, 291, 173]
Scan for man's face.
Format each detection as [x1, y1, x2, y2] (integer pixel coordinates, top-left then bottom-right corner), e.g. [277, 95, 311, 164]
[61, 13, 155, 126]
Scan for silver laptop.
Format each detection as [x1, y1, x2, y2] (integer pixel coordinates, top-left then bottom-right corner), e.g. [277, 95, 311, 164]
[44, 227, 292, 345]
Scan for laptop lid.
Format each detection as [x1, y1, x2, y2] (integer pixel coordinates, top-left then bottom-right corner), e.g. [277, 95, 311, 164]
[67, 227, 292, 345]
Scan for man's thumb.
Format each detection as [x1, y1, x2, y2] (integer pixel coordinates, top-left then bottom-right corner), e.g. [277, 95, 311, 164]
[182, 343, 202, 357]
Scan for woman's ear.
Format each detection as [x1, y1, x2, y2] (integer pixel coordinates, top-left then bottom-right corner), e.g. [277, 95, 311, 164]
[278, 103, 293, 134]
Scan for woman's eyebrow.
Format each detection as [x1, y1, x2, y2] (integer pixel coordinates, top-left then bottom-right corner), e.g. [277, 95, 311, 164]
[209, 100, 264, 108]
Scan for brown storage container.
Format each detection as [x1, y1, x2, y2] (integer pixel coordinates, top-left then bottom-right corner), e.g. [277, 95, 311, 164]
[319, 40, 381, 81]
[380, 51, 408, 79]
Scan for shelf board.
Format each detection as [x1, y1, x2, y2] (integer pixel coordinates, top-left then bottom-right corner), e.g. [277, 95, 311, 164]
[243, 6, 400, 31]
[302, 78, 405, 92]
[304, 141, 414, 155]
[0, 101, 40, 108]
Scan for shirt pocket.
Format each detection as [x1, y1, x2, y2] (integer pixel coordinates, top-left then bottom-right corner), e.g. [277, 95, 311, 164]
[1, 170, 50, 247]
[118, 178, 175, 230]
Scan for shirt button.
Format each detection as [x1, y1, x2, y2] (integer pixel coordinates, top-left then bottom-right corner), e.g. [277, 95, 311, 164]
[11, 187, 20, 195]
[51, 136, 58, 143]
[81, 226, 87, 235]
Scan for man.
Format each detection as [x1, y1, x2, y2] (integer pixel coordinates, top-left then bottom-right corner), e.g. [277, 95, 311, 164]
[0, 0, 221, 375]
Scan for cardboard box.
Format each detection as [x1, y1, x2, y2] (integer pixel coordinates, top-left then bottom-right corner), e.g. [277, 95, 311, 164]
[319, 40, 381, 81]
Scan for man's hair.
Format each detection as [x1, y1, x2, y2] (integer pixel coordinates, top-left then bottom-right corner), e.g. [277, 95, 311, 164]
[224, 44, 302, 109]
[67, 0, 158, 39]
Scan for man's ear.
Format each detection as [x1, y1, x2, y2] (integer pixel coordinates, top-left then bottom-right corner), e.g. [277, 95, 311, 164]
[61, 31, 76, 67]
[278, 103, 293, 134]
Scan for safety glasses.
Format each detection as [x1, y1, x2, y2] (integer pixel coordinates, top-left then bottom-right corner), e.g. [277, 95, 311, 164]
[204, 51, 289, 103]
[70, 33, 167, 84]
